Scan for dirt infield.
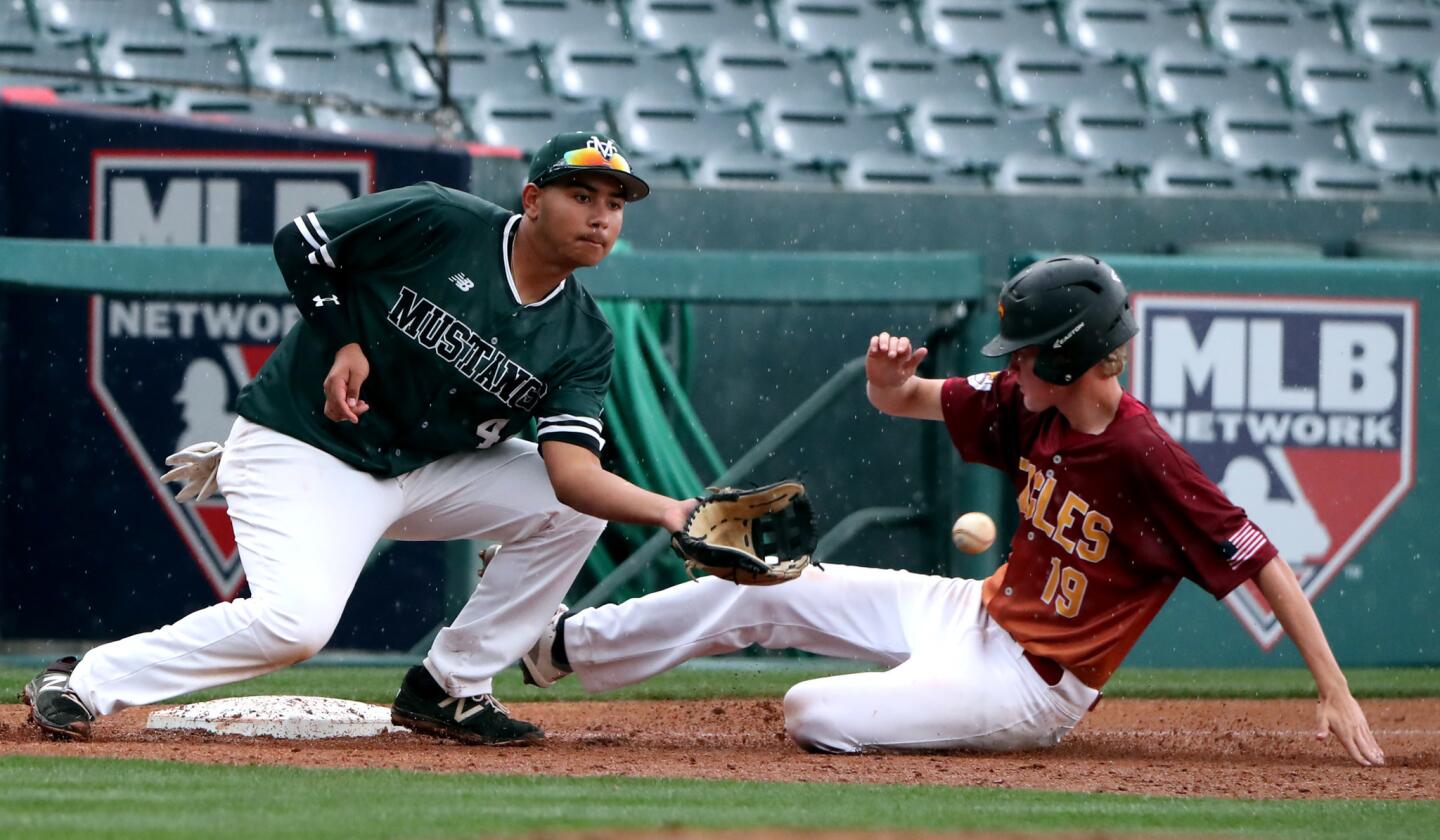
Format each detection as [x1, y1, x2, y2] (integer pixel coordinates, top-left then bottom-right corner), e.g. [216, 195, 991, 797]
[2, 698, 1436, 800]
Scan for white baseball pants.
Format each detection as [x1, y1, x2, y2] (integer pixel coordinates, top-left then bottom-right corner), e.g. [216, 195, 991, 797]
[564, 564, 1100, 753]
[70, 417, 605, 716]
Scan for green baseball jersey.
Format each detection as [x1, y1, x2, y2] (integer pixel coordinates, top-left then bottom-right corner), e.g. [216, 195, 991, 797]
[235, 182, 615, 477]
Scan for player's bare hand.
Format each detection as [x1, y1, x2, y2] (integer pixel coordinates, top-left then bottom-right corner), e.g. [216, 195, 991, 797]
[1316, 691, 1385, 767]
[323, 343, 371, 424]
[866, 332, 928, 390]
[661, 496, 701, 534]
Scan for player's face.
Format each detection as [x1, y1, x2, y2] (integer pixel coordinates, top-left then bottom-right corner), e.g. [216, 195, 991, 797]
[535, 173, 626, 267]
[1009, 347, 1063, 412]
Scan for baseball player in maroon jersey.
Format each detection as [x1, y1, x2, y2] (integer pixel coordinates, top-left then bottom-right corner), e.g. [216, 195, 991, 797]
[519, 255, 1384, 766]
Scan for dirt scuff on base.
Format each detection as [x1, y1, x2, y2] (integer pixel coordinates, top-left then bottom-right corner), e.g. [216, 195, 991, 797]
[2, 698, 1435, 800]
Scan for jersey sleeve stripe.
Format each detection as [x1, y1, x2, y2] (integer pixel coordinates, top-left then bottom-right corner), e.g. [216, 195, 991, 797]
[537, 424, 603, 444]
[306, 211, 331, 242]
[538, 414, 602, 432]
[307, 251, 319, 265]
[319, 243, 338, 269]
[293, 215, 322, 251]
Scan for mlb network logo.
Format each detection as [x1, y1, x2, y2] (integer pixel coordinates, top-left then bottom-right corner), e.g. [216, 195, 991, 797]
[89, 295, 301, 598]
[1130, 294, 1417, 649]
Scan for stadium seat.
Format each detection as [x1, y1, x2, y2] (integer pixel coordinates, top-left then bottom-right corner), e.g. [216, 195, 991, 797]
[432, 45, 549, 101]
[34, 0, 183, 35]
[1142, 155, 1288, 197]
[692, 148, 837, 186]
[547, 40, 696, 102]
[996, 48, 1141, 111]
[471, 92, 612, 151]
[1349, 1, 1440, 66]
[1352, 107, 1440, 172]
[909, 97, 1053, 168]
[1290, 49, 1430, 118]
[1, 2, 38, 35]
[770, 0, 919, 55]
[311, 105, 446, 140]
[694, 40, 849, 107]
[1058, 103, 1201, 169]
[627, 0, 774, 52]
[477, 0, 627, 48]
[993, 154, 1132, 194]
[95, 32, 248, 87]
[330, 0, 488, 50]
[1294, 159, 1433, 199]
[614, 91, 756, 162]
[839, 150, 987, 190]
[755, 96, 906, 163]
[0, 35, 99, 93]
[1206, 0, 1345, 64]
[180, 0, 334, 41]
[1062, 0, 1204, 60]
[1207, 105, 1352, 171]
[166, 89, 310, 128]
[1144, 46, 1288, 115]
[917, 0, 1061, 58]
[251, 40, 429, 107]
[848, 43, 993, 111]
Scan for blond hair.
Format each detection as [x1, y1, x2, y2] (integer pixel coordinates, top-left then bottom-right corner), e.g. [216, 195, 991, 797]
[1097, 342, 1129, 379]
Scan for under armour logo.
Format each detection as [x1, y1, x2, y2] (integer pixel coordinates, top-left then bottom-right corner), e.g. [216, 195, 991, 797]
[587, 135, 618, 160]
[449, 272, 474, 292]
[313, 295, 340, 308]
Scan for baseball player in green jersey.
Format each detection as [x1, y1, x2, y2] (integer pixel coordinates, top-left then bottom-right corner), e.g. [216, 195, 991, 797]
[24, 132, 698, 746]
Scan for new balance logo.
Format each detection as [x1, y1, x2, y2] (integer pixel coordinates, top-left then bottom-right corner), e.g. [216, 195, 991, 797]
[449, 273, 474, 292]
[313, 294, 340, 308]
[437, 695, 499, 723]
[38, 674, 68, 693]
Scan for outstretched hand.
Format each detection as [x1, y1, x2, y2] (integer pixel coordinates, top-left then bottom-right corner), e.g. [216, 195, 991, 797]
[323, 342, 371, 423]
[866, 332, 928, 389]
[1317, 691, 1385, 767]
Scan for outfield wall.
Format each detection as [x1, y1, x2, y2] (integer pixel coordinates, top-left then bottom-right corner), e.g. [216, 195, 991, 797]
[0, 241, 1432, 667]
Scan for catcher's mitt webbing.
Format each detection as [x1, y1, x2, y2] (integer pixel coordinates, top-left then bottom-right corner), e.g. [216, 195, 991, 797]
[671, 479, 817, 586]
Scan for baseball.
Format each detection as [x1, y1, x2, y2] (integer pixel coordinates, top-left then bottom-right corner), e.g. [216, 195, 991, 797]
[951, 512, 996, 554]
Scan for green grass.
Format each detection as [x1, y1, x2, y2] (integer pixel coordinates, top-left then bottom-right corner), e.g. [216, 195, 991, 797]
[1, 756, 1433, 840]
[3, 663, 1436, 707]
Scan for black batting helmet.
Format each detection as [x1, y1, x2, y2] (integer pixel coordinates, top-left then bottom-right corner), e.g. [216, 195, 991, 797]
[981, 255, 1138, 385]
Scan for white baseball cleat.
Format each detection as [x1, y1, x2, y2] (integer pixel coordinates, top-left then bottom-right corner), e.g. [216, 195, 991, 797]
[519, 604, 571, 688]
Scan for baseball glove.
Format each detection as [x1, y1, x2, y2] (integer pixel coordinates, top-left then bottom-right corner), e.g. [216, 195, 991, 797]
[670, 479, 817, 586]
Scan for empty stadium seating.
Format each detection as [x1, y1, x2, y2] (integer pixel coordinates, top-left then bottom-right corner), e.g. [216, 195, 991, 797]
[848, 44, 992, 110]
[0, 0, 1431, 197]
[1063, 0, 1203, 60]
[627, 0, 772, 51]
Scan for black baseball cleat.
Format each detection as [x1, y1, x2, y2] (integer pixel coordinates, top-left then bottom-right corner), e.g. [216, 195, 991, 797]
[21, 656, 95, 741]
[391, 664, 543, 746]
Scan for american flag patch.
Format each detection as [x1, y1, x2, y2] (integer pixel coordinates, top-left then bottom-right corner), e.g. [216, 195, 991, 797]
[1221, 522, 1268, 568]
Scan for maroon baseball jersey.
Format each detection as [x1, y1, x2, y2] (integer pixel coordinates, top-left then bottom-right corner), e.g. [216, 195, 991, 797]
[940, 369, 1277, 689]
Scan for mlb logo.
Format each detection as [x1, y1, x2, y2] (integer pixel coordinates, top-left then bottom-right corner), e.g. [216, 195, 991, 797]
[1130, 294, 1418, 649]
[91, 150, 373, 244]
[88, 295, 301, 598]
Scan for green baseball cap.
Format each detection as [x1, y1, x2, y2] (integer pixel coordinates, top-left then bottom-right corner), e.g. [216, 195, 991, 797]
[527, 131, 650, 201]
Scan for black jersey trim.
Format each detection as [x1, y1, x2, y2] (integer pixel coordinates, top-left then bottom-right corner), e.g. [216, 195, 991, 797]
[502, 214, 568, 309]
[537, 427, 605, 453]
